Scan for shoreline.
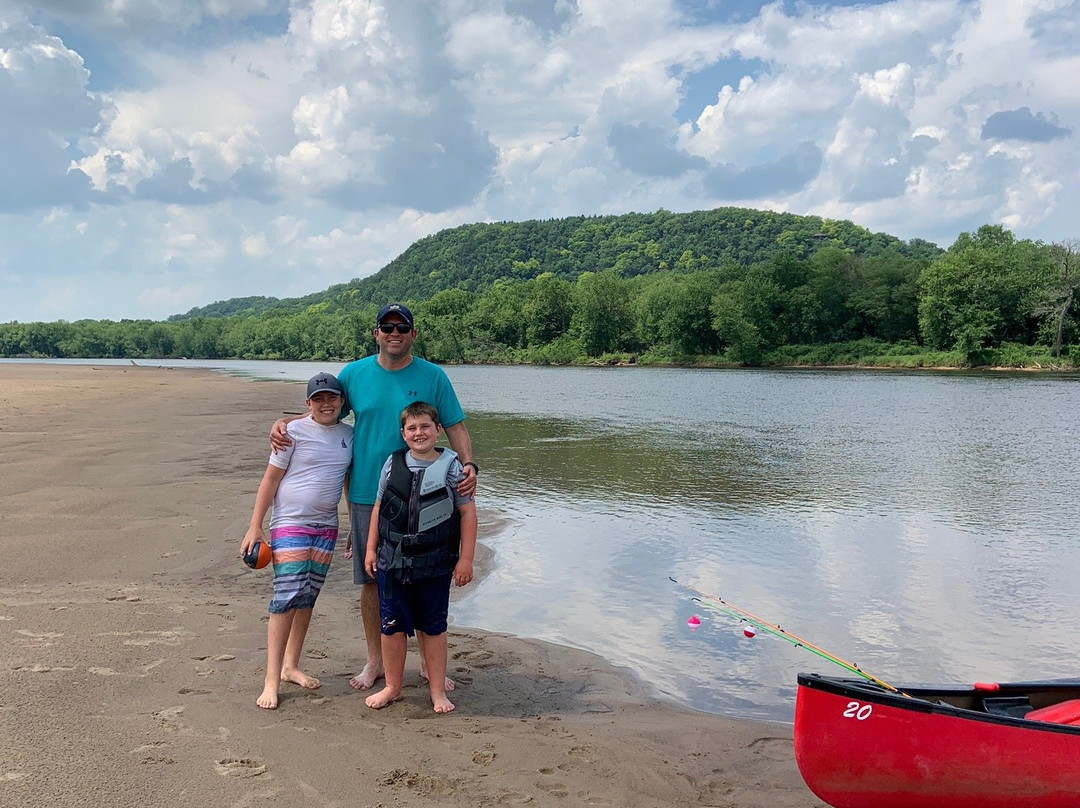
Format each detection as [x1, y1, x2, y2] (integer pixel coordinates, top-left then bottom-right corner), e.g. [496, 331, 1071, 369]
[3, 354, 1078, 374]
[0, 363, 823, 807]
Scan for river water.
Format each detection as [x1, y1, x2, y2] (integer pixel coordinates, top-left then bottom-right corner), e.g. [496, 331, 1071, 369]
[9, 358, 1080, 721]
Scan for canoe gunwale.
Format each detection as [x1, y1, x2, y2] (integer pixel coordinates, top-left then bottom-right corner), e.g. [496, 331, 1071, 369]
[796, 673, 1080, 736]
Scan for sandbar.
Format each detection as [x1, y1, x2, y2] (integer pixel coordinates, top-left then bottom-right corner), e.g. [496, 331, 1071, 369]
[0, 363, 824, 807]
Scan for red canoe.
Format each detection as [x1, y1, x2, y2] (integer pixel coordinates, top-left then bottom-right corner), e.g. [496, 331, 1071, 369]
[794, 672, 1080, 808]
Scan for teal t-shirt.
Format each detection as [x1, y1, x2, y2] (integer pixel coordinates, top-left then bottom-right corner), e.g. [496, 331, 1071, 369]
[337, 355, 465, 505]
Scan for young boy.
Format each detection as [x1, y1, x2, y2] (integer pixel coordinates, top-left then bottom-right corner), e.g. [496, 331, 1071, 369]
[363, 401, 477, 714]
[240, 372, 353, 710]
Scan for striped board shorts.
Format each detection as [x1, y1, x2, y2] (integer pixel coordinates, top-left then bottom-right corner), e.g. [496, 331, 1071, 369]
[267, 525, 337, 613]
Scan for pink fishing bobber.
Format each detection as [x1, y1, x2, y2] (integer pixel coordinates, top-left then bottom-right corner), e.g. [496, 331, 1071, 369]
[687, 615, 701, 631]
[743, 625, 757, 638]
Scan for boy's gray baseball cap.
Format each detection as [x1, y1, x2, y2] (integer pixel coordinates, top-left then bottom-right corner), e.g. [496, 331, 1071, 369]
[306, 372, 343, 399]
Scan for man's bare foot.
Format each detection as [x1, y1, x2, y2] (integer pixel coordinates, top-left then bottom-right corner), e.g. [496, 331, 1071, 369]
[281, 667, 320, 689]
[420, 669, 456, 692]
[432, 694, 455, 714]
[349, 661, 384, 691]
[256, 685, 279, 710]
[365, 686, 401, 709]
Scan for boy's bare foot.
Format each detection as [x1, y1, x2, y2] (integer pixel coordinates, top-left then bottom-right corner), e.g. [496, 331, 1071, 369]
[365, 686, 402, 709]
[281, 668, 320, 689]
[256, 686, 279, 710]
[432, 694, 455, 714]
[419, 669, 456, 692]
[348, 661, 384, 690]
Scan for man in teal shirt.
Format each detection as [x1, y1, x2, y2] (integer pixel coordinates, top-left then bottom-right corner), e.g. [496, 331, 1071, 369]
[272, 303, 477, 692]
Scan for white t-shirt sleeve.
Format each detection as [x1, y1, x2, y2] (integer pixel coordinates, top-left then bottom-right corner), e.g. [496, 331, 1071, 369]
[268, 423, 297, 470]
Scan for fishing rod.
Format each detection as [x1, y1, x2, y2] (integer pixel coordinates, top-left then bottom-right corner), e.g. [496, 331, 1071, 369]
[671, 576, 910, 697]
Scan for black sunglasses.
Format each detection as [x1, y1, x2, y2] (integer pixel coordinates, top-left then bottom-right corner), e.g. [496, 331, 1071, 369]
[378, 322, 413, 334]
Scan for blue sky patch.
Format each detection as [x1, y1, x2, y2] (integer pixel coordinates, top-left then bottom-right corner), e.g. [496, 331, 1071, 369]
[674, 57, 769, 125]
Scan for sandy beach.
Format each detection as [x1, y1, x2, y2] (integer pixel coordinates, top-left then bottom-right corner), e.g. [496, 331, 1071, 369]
[0, 363, 824, 808]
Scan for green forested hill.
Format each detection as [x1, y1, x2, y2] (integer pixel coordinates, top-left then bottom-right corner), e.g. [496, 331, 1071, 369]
[171, 207, 942, 320]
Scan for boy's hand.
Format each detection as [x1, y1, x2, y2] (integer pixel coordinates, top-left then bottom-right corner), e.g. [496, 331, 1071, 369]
[364, 551, 377, 578]
[343, 533, 353, 559]
[240, 526, 265, 556]
[453, 559, 474, 587]
[269, 418, 292, 453]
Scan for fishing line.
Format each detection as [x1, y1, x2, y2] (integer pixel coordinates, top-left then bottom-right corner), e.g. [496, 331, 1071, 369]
[671, 576, 910, 697]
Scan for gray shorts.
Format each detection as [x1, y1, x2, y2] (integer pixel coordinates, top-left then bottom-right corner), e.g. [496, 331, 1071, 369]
[350, 504, 376, 585]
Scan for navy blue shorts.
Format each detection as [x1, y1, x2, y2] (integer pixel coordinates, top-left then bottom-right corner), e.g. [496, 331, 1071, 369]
[376, 571, 452, 637]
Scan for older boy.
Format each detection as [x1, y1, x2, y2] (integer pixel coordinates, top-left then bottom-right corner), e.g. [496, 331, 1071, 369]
[363, 402, 477, 714]
[241, 372, 353, 710]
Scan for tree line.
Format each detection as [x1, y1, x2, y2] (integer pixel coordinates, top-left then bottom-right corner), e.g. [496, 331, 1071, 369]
[2, 223, 1076, 369]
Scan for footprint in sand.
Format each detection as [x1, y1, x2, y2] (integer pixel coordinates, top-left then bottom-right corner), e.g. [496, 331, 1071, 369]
[152, 706, 187, 731]
[567, 744, 594, 762]
[451, 649, 495, 669]
[215, 758, 266, 777]
[535, 776, 569, 798]
[377, 769, 457, 797]
[747, 735, 793, 762]
[496, 789, 533, 805]
[471, 745, 496, 766]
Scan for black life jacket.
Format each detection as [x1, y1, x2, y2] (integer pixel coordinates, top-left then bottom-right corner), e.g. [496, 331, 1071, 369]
[377, 448, 461, 581]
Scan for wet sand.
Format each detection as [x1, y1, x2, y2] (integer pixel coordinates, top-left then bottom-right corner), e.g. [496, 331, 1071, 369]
[0, 363, 824, 808]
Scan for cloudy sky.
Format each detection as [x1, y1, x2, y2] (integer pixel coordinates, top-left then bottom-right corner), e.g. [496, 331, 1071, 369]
[1, 0, 1076, 323]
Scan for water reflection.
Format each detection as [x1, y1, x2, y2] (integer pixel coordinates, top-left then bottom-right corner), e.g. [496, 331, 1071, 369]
[446, 367, 1080, 720]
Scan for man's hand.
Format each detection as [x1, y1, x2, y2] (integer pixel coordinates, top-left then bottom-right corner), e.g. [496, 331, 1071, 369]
[456, 464, 477, 497]
[269, 418, 292, 453]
